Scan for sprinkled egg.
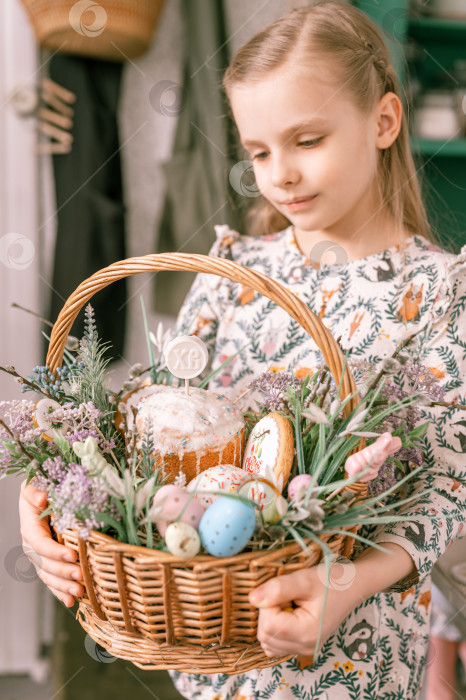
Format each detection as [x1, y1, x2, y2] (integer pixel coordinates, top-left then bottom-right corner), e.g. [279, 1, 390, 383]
[187, 465, 249, 508]
[198, 496, 256, 557]
[288, 474, 313, 501]
[150, 484, 205, 537]
[165, 522, 201, 559]
[238, 477, 284, 524]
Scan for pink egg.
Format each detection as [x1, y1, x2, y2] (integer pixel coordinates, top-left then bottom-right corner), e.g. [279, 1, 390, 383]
[151, 484, 205, 537]
[287, 474, 313, 501]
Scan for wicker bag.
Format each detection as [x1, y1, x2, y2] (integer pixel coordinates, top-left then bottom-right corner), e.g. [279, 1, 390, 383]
[20, 0, 165, 61]
[47, 253, 366, 675]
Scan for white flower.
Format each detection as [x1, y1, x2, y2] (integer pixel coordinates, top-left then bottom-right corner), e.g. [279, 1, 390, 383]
[173, 471, 187, 488]
[380, 358, 401, 373]
[134, 476, 156, 517]
[100, 466, 127, 499]
[262, 463, 284, 493]
[148, 494, 168, 523]
[150, 322, 174, 369]
[276, 496, 289, 517]
[336, 407, 370, 438]
[302, 404, 330, 425]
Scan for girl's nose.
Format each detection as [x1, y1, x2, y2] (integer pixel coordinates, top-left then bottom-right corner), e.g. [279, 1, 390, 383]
[269, 152, 300, 188]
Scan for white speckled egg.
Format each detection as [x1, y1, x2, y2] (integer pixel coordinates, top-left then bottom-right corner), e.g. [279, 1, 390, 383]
[150, 484, 205, 537]
[198, 496, 256, 557]
[288, 474, 313, 501]
[165, 522, 201, 559]
[238, 477, 282, 523]
[187, 465, 249, 508]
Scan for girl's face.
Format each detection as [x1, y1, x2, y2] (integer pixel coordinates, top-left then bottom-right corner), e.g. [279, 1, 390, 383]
[229, 60, 384, 243]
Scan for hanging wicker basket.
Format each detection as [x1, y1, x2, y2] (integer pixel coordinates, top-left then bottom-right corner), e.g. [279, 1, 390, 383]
[46, 253, 367, 674]
[20, 0, 165, 61]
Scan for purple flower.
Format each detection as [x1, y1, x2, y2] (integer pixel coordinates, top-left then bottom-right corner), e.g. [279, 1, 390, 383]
[248, 371, 303, 412]
[46, 461, 121, 539]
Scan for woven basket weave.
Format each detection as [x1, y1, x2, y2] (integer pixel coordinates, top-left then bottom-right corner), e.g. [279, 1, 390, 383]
[20, 0, 164, 61]
[46, 253, 367, 674]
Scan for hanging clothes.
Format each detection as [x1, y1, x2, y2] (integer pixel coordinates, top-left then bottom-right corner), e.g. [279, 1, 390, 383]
[47, 55, 127, 361]
[153, 0, 245, 316]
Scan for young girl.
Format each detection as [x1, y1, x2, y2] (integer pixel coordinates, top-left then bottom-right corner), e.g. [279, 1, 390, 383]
[19, 3, 466, 698]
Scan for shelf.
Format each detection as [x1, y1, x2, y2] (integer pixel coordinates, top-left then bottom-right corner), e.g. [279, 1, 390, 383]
[409, 16, 466, 41]
[410, 137, 466, 157]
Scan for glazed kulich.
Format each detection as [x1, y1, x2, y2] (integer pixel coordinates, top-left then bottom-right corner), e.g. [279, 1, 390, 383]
[135, 386, 246, 482]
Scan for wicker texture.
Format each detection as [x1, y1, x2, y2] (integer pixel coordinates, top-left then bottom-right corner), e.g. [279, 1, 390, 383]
[48, 253, 367, 673]
[62, 529, 347, 673]
[20, 0, 164, 61]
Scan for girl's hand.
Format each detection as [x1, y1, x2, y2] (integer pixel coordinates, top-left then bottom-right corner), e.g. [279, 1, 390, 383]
[249, 563, 358, 658]
[19, 480, 84, 607]
[249, 542, 415, 658]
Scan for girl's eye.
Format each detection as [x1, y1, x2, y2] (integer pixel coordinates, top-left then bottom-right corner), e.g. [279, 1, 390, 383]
[298, 137, 322, 148]
[251, 151, 268, 161]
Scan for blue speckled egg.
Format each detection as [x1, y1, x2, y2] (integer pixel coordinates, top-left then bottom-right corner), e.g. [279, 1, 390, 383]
[198, 496, 256, 557]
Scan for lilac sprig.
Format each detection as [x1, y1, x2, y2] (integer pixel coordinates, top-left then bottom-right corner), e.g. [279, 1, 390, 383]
[248, 371, 304, 412]
[38, 462, 122, 539]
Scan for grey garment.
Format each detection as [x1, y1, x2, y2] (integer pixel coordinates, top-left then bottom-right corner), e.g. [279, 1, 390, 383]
[431, 583, 465, 642]
[153, 0, 245, 316]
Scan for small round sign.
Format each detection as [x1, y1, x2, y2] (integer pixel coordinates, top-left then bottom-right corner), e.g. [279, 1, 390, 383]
[165, 335, 209, 380]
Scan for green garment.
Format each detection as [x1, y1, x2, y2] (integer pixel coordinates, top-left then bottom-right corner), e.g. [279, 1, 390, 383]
[154, 0, 245, 316]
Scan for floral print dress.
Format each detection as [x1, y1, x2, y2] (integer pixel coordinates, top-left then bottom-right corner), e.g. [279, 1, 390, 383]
[169, 225, 466, 700]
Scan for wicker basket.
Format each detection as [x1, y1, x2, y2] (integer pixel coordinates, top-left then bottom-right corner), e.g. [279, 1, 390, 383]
[20, 0, 165, 61]
[46, 253, 367, 674]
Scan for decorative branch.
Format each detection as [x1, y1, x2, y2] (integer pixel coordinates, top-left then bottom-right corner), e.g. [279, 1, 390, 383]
[0, 365, 51, 397]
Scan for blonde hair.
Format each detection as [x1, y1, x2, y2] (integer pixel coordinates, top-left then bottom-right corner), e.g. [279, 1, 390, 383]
[223, 1, 436, 244]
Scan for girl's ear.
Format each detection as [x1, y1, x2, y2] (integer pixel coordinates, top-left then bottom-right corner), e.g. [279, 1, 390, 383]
[375, 92, 402, 150]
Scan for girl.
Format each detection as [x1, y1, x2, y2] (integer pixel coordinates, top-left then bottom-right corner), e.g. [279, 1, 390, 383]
[19, 3, 466, 698]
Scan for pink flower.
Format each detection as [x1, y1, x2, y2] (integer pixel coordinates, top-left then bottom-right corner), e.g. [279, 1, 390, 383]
[345, 432, 402, 483]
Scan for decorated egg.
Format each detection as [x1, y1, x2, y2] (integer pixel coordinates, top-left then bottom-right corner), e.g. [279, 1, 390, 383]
[198, 496, 256, 557]
[165, 522, 201, 559]
[238, 477, 284, 524]
[187, 464, 250, 508]
[150, 484, 205, 537]
[288, 474, 313, 501]
[33, 398, 68, 441]
[241, 412, 294, 492]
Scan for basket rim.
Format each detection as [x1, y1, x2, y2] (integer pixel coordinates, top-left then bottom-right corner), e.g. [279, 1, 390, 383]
[61, 525, 343, 566]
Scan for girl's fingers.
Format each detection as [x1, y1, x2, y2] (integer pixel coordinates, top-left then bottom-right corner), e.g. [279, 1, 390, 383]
[35, 566, 84, 599]
[20, 479, 48, 508]
[26, 545, 83, 584]
[48, 585, 78, 608]
[19, 479, 83, 596]
[20, 482, 77, 564]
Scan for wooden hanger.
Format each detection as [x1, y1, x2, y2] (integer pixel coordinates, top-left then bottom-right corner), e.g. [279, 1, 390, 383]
[37, 78, 76, 154]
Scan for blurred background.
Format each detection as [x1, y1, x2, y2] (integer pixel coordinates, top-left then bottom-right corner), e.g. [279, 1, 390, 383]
[0, 0, 465, 698]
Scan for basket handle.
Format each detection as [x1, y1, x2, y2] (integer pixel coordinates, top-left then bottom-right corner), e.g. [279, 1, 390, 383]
[46, 253, 361, 417]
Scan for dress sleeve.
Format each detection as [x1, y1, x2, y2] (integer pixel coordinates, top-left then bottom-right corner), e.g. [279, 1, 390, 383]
[174, 224, 237, 380]
[373, 246, 466, 591]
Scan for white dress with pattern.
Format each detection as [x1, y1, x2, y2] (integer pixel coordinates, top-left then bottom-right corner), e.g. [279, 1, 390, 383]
[168, 225, 466, 700]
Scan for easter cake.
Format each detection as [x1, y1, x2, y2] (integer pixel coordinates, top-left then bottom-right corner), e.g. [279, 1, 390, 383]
[135, 386, 246, 482]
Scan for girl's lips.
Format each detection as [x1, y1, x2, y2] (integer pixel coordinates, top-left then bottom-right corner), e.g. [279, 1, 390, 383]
[281, 195, 317, 211]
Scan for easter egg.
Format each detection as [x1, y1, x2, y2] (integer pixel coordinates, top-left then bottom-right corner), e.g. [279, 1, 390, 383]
[288, 474, 313, 501]
[241, 413, 294, 492]
[150, 484, 205, 537]
[198, 496, 256, 557]
[165, 522, 201, 559]
[238, 477, 283, 524]
[187, 464, 249, 508]
[33, 398, 68, 441]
